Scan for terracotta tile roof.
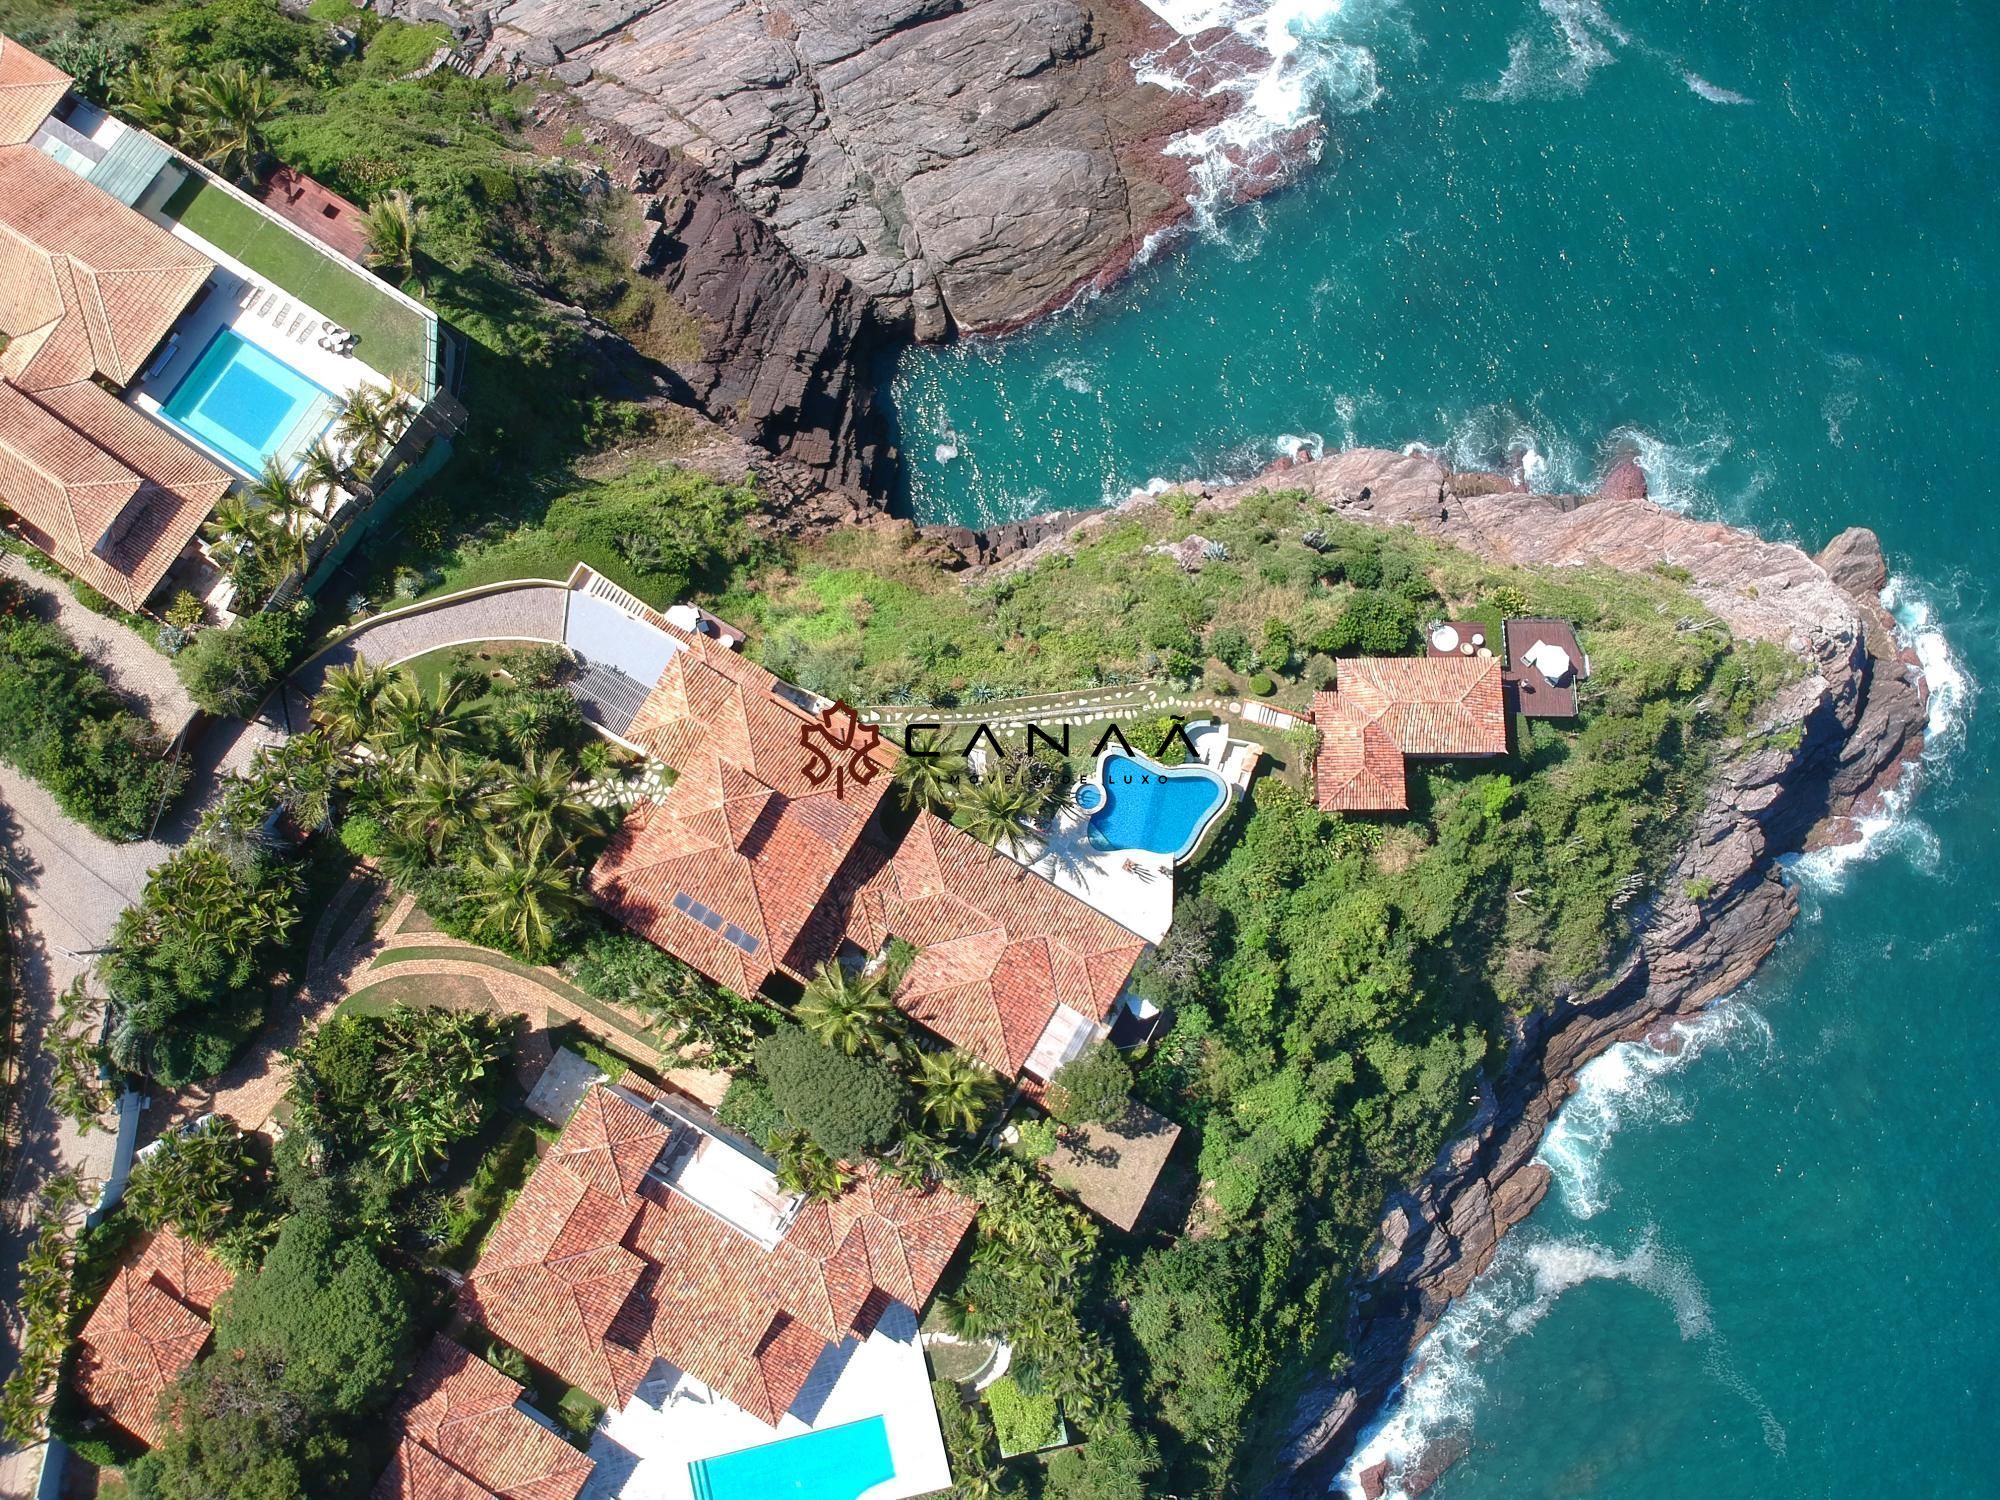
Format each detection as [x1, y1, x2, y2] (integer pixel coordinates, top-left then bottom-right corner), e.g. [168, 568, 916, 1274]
[0, 377, 230, 609]
[463, 1084, 976, 1428]
[588, 630, 895, 995]
[1311, 657, 1508, 812]
[0, 143, 212, 391]
[372, 1337, 594, 1500]
[73, 1228, 234, 1447]
[819, 811, 1150, 1077]
[0, 35, 69, 146]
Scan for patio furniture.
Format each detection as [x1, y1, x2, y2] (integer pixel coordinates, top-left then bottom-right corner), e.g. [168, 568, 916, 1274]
[1429, 624, 1461, 653]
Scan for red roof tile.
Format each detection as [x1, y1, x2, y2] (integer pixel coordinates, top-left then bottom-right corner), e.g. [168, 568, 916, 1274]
[1311, 657, 1508, 811]
[0, 36, 69, 147]
[373, 1337, 594, 1500]
[824, 811, 1150, 1076]
[463, 1085, 976, 1428]
[73, 1228, 234, 1447]
[0, 144, 212, 391]
[588, 630, 895, 996]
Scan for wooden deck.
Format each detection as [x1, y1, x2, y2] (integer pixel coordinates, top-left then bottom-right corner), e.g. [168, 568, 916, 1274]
[254, 167, 369, 263]
[1504, 617, 1586, 718]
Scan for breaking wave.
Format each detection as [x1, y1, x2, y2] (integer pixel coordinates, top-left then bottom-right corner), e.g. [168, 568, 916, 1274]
[1335, 1003, 1774, 1498]
[1133, 0, 1409, 232]
[1471, 0, 1754, 109]
[1783, 575, 1972, 892]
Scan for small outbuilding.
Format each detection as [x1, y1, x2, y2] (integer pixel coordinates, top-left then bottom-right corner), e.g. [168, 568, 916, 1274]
[1042, 1102, 1184, 1232]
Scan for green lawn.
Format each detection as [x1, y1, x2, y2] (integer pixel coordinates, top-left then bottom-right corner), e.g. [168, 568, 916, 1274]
[160, 173, 434, 386]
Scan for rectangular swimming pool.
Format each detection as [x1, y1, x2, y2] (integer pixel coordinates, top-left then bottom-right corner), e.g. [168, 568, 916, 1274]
[157, 327, 333, 476]
[688, 1416, 895, 1500]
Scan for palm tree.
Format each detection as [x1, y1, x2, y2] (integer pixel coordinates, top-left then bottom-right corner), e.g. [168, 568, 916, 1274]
[796, 959, 906, 1058]
[373, 1109, 453, 1184]
[248, 455, 314, 577]
[892, 747, 967, 815]
[295, 439, 352, 514]
[913, 1048, 1003, 1135]
[771, 1129, 848, 1203]
[202, 492, 282, 594]
[313, 659, 397, 749]
[468, 826, 583, 960]
[116, 60, 187, 142]
[361, 188, 428, 293]
[184, 62, 278, 185]
[492, 747, 597, 842]
[395, 750, 490, 855]
[370, 672, 476, 770]
[958, 766, 1041, 861]
[335, 385, 394, 469]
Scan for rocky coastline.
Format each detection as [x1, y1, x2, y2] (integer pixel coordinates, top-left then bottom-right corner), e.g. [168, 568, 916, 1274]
[983, 447, 1930, 1498]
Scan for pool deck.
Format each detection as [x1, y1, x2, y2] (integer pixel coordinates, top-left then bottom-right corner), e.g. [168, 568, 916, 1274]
[125, 217, 393, 481]
[1028, 802, 1177, 945]
[581, 1302, 950, 1500]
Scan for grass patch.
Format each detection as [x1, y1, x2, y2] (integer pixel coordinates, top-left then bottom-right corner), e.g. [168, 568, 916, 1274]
[368, 943, 657, 1044]
[159, 172, 433, 384]
[925, 1339, 995, 1385]
[338, 971, 494, 1017]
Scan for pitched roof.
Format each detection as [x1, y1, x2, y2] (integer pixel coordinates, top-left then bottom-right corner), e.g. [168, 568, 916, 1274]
[0, 35, 69, 146]
[821, 810, 1150, 1076]
[372, 1337, 595, 1500]
[0, 377, 231, 609]
[0, 143, 212, 391]
[463, 1083, 976, 1427]
[588, 630, 895, 995]
[1310, 657, 1508, 811]
[73, 1228, 234, 1448]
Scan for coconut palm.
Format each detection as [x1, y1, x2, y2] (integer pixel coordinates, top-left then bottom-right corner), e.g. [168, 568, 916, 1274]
[202, 493, 282, 593]
[248, 454, 315, 577]
[313, 659, 397, 749]
[467, 825, 583, 960]
[370, 672, 476, 770]
[335, 385, 395, 467]
[912, 1048, 1003, 1135]
[395, 751, 490, 855]
[492, 747, 597, 842]
[958, 765, 1041, 861]
[892, 746, 967, 815]
[116, 61, 187, 142]
[259, 731, 340, 832]
[295, 439, 352, 513]
[185, 62, 278, 185]
[361, 188, 428, 293]
[796, 958, 906, 1059]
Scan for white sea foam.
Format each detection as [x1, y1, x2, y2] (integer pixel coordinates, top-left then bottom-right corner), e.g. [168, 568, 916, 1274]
[1334, 1004, 1774, 1499]
[1472, 0, 1628, 101]
[1539, 1006, 1770, 1218]
[1335, 1226, 1717, 1497]
[1046, 359, 1098, 395]
[1601, 423, 1734, 512]
[1784, 575, 1970, 891]
[1683, 71, 1753, 105]
[1135, 0, 1406, 230]
[934, 440, 960, 463]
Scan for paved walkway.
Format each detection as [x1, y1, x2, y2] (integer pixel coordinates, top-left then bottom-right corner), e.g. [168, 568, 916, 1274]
[0, 554, 196, 731]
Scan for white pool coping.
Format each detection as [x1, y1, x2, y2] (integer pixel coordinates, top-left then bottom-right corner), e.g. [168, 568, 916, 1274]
[582, 1302, 950, 1500]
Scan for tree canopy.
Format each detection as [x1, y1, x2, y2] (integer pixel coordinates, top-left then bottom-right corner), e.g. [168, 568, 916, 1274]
[753, 1027, 908, 1162]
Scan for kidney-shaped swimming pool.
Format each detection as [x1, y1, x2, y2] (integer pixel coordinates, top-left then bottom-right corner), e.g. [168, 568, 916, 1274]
[1078, 751, 1230, 863]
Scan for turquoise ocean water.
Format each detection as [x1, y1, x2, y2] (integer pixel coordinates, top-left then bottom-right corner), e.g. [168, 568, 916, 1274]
[886, 0, 1996, 1493]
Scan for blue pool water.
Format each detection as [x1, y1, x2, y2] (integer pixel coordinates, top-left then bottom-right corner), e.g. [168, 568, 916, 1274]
[158, 328, 331, 476]
[1084, 753, 1228, 862]
[687, 1416, 895, 1500]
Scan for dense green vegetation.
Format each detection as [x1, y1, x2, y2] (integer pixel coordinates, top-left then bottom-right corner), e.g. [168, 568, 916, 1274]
[0, 583, 187, 840]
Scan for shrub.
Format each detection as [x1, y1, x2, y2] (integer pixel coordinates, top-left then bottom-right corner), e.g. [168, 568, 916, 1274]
[338, 812, 387, 858]
[753, 1027, 907, 1162]
[717, 1074, 784, 1148]
[1047, 1042, 1134, 1127]
[1206, 625, 1253, 672]
[1487, 584, 1529, 617]
[210, 1211, 415, 1419]
[175, 609, 304, 717]
[984, 1375, 1062, 1456]
[1261, 618, 1295, 673]
[0, 611, 187, 840]
[1247, 672, 1276, 697]
[164, 590, 207, 629]
[1311, 589, 1416, 656]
